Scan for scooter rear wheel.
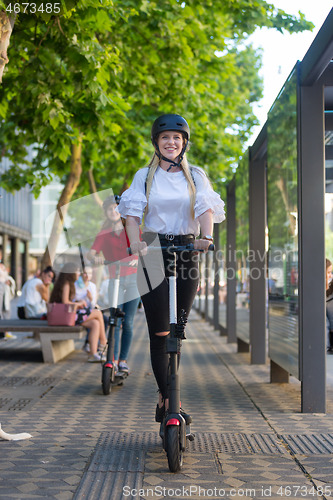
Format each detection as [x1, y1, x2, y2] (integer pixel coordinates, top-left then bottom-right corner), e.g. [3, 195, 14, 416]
[166, 425, 182, 472]
[102, 366, 112, 395]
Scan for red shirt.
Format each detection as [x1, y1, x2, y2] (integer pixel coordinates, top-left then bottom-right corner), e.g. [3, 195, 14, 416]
[91, 228, 138, 278]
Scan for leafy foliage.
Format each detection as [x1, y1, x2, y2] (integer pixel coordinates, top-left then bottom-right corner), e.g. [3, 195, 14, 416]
[267, 65, 298, 249]
[236, 153, 249, 256]
[0, 0, 313, 198]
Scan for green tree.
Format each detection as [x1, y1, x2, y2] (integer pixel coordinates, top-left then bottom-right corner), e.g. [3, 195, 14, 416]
[0, 1, 78, 82]
[0, 9, 16, 83]
[267, 65, 298, 247]
[1, 0, 130, 265]
[0, 0, 313, 266]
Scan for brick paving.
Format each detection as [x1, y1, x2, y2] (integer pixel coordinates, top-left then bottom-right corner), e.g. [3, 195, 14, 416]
[0, 310, 333, 499]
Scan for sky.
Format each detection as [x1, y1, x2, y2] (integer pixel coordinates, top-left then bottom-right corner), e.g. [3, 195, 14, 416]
[248, 0, 333, 145]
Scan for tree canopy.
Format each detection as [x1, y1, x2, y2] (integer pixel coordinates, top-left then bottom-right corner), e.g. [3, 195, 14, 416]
[0, 0, 313, 195]
[267, 65, 298, 248]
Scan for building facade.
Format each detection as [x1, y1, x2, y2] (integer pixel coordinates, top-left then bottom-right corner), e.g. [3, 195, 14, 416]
[0, 157, 32, 290]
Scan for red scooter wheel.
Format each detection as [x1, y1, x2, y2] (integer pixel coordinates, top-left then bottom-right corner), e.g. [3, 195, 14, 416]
[166, 425, 182, 472]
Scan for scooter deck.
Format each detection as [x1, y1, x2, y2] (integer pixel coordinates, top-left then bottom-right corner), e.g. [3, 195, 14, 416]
[112, 371, 128, 386]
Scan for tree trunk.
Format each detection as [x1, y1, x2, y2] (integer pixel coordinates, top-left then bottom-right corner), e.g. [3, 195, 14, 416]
[87, 167, 103, 207]
[120, 181, 129, 193]
[275, 176, 297, 237]
[41, 140, 83, 270]
[0, 11, 16, 84]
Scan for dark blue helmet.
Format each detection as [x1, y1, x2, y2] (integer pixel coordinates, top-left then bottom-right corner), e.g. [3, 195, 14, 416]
[103, 194, 121, 211]
[151, 114, 190, 143]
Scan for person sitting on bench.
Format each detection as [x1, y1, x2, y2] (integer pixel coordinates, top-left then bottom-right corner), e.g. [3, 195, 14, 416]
[17, 266, 55, 319]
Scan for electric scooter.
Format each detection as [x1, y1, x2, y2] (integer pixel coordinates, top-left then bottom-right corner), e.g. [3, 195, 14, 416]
[101, 261, 129, 395]
[140, 242, 214, 472]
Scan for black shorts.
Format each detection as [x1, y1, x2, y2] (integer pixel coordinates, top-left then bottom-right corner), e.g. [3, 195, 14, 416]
[138, 233, 199, 335]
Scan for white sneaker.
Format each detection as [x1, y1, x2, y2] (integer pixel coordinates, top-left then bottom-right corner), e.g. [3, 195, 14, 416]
[5, 332, 17, 339]
[87, 353, 106, 363]
[118, 361, 129, 373]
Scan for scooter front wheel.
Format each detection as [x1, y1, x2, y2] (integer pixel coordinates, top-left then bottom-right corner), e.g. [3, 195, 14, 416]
[102, 366, 112, 395]
[166, 425, 183, 472]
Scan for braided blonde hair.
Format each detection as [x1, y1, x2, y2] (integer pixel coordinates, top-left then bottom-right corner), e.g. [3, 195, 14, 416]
[145, 151, 196, 218]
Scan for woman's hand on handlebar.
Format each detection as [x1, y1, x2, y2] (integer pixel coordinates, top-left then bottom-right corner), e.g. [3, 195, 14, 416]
[130, 241, 148, 256]
[194, 238, 212, 253]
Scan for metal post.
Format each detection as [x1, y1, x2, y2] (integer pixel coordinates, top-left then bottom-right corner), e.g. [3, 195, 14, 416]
[199, 255, 204, 317]
[11, 237, 21, 290]
[226, 181, 237, 343]
[2, 233, 9, 269]
[249, 154, 267, 364]
[204, 252, 209, 321]
[213, 223, 220, 330]
[23, 240, 29, 285]
[299, 80, 326, 413]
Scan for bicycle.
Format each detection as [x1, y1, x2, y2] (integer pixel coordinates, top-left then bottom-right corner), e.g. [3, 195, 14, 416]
[138, 242, 214, 472]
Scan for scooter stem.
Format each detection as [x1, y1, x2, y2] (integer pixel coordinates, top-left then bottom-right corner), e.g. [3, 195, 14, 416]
[168, 251, 180, 415]
[112, 264, 120, 309]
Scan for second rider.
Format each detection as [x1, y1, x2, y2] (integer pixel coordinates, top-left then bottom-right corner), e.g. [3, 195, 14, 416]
[87, 195, 140, 373]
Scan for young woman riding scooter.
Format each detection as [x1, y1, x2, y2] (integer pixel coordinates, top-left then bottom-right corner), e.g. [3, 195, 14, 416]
[117, 113, 225, 424]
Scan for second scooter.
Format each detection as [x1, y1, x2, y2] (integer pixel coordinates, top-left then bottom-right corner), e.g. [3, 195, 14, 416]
[101, 261, 129, 395]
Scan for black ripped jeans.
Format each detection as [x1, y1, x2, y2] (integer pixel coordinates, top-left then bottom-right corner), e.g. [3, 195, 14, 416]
[137, 234, 199, 399]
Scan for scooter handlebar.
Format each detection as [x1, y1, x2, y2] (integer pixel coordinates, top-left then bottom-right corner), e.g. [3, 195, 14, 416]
[88, 258, 135, 267]
[103, 260, 135, 266]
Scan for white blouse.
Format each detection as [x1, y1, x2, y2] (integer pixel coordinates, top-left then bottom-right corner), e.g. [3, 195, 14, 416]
[118, 165, 225, 236]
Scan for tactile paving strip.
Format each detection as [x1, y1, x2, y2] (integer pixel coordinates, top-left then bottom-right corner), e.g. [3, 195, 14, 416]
[0, 397, 35, 411]
[90, 449, 146, 472]
[0, 376, 58, 386]
[0, 376, 58, 410]
[91, 431, 287, 456]
[192, 432, 287, 454]
[0, 397, 12, 408]
[91, 431, 333, 458]
[73, 471, 143, 500]
[6, 398, 33, 411]
[281, 433, 333, 454]
[92, 431, 161, 459]
[76, 431, 333, 500]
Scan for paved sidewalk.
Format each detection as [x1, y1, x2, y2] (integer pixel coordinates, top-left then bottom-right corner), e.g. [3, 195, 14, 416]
[0, 310, 333, 500]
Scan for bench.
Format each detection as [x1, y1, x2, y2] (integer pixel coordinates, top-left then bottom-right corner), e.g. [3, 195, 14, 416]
[0, 319, 86, 363]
